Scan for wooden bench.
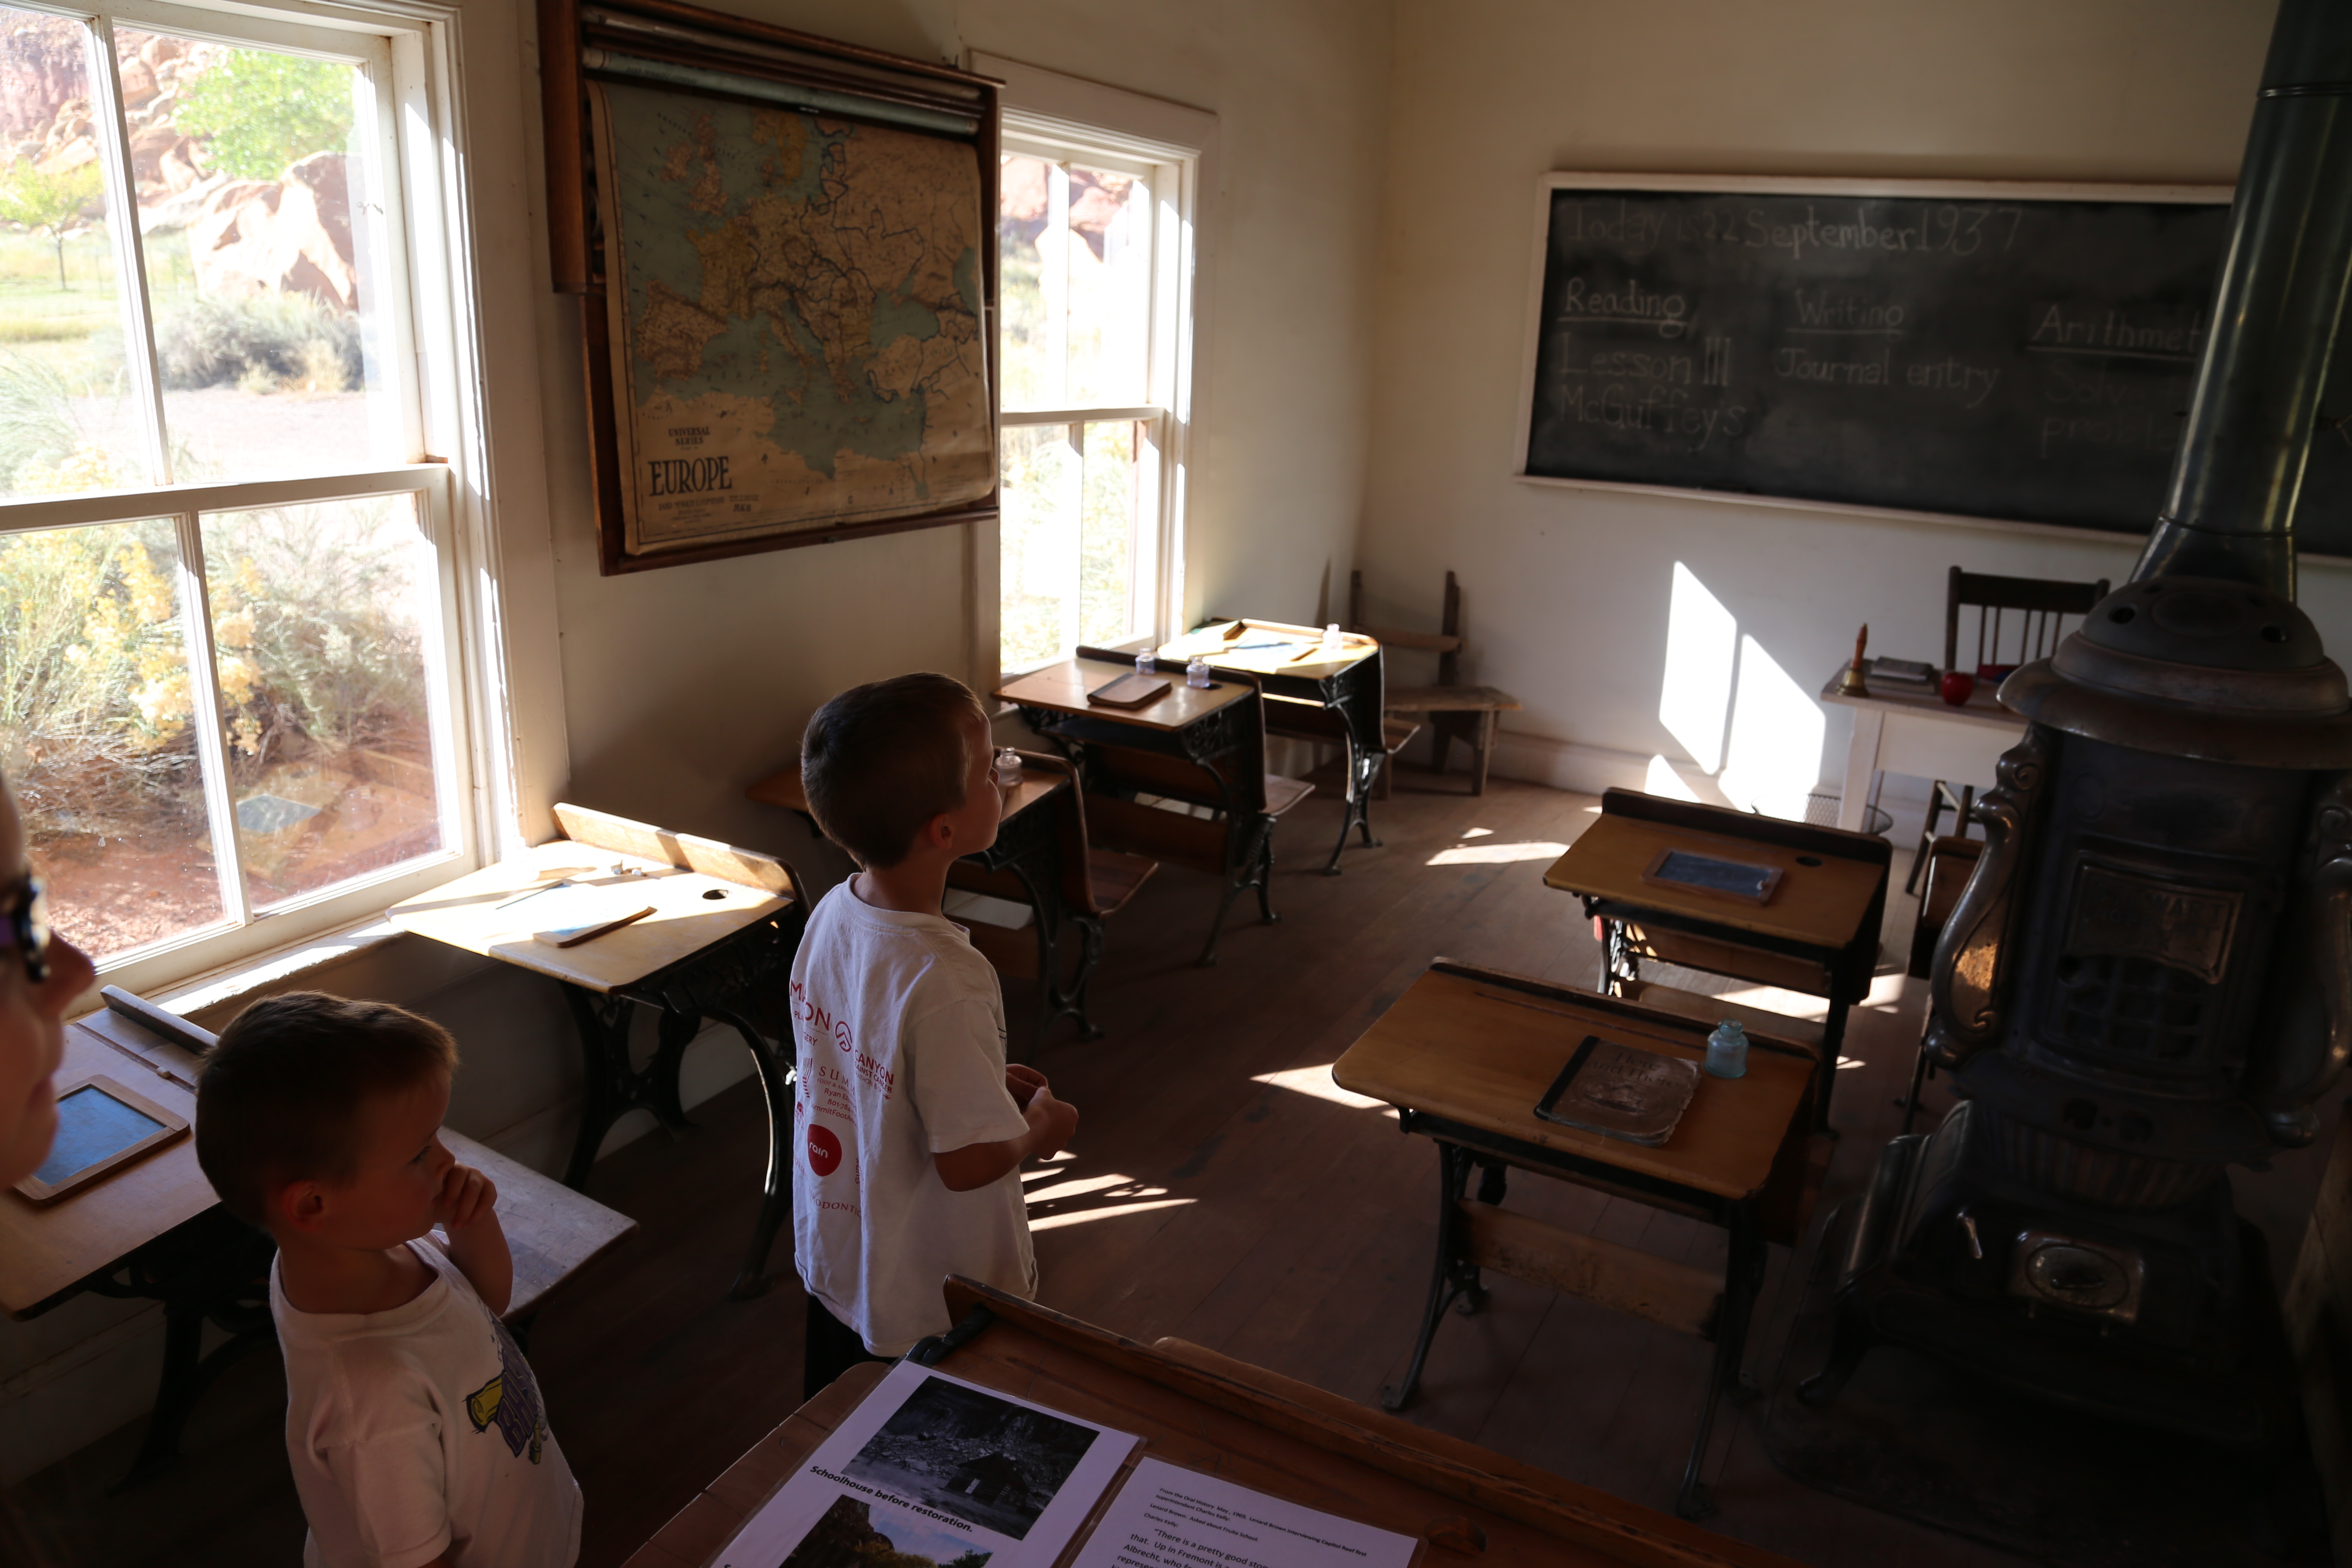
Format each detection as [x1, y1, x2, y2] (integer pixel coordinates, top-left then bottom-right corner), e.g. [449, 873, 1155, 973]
[1349, 569, 1522, 795]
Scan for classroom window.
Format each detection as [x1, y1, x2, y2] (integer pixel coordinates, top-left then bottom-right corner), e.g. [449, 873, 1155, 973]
[996, 115, 1196, 675]
[0, 1, 478, 988]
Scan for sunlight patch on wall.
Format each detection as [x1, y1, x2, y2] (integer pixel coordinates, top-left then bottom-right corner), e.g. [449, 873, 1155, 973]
[1645, 754, 1701, 801]
[1718, 634, 1825, 819]
[1661, 562, 1738, 773]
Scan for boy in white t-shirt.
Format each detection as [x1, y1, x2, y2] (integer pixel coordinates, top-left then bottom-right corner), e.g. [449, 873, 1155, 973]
[196, 993, 581, 1568]
[793, 672, 1080, 1391]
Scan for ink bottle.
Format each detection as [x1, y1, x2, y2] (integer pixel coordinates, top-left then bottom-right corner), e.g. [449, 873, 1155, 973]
[1703, 1020, 1749, 1079]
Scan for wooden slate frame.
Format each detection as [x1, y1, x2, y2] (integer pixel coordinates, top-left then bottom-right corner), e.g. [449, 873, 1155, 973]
[537, 0, 1002, 574]
[12, 1076, 188, 1204]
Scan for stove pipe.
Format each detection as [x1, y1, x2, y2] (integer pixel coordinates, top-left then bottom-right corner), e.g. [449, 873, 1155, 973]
[2134, 0, 2352, 595]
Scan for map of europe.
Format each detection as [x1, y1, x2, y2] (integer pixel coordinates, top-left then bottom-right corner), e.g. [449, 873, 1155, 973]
[592, 80, 993, 554]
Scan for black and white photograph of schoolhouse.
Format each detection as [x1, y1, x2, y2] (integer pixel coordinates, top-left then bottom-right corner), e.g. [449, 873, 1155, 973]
[6, 1, 2352, 1567]
[842, 1378, 1099, 1540]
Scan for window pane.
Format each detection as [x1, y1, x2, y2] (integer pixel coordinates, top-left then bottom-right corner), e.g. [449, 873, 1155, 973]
[201, 493, 442, 909]
[1000, 423, 1077, 670]
[116, 32, 400, 480]
[1079, 420, 1141, 647]
[998, 153, 1052, 411]
[1063, 165, 1148, 407]
[2, 518, 226, 960]
[0, 10, 147, 498]
[997, 155, 1150, 412]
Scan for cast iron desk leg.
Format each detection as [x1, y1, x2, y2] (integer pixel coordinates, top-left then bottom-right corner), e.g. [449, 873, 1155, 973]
[557, 982, 696, 1191]
[89, 1215, 278, 1489]
[707, 1002, 795, 1299]
[1320, 697, 1384, 876]
[1814, 1001, 1848, 1139]
[1675, 1199, 1764, 1521]
[1378, 1140, 1486, 1412]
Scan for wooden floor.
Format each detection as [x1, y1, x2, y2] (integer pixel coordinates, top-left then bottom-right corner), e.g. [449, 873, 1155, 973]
[9, 767, 2346, 1568]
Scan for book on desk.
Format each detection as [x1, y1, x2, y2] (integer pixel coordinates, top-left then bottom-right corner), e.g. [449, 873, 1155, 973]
[1534, 1034, 1701, 1147]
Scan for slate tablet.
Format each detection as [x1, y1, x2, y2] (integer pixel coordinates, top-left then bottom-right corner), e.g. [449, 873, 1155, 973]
[1640, 847, 1782, 905]
[14, 1076, 188, 1204]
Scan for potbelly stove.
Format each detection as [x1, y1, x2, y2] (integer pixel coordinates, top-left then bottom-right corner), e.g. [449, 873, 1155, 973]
[1801, 0, 2352, 1475]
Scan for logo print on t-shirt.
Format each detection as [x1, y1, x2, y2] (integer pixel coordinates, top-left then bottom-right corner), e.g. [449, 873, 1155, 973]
[463, 1315, 548, 1463]
[806, 1123, 842, 1177]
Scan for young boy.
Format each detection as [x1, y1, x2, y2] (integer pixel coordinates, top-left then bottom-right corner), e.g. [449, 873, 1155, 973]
[793, 672, 1080, 1391]
[196, 993, 581, 1568]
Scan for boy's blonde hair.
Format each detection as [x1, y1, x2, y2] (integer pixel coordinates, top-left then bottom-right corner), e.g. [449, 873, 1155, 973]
[801, 672, 989, 868]
[196, 992, 457, 1225]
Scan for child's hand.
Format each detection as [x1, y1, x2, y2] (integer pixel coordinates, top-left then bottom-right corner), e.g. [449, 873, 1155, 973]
[432, 1162, 498, 1231]
[1025, 1085, 1079, 1160]
[1006, 1063, 1048, 1110]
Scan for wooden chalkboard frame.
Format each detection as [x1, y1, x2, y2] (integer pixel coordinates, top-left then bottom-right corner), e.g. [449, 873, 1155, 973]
[537, 0, 1001, 575]
[1509, 172, 2266, 552]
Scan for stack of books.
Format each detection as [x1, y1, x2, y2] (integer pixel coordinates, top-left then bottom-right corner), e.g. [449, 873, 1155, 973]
[1868, 656, 1938, 690]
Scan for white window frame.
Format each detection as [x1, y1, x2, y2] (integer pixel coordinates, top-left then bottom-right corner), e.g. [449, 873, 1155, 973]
[970, 54, 1214, 688]
[1, 0, 511, 997]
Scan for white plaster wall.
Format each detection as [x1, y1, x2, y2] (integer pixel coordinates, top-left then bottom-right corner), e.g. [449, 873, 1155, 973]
[1356, 0, 2352, 805]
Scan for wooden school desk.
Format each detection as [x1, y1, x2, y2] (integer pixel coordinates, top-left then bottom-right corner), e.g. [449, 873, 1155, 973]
[1158, 619, 1388, 873]
[747, 760, 1093, 1050]
[1542, 788, 1888, 1133]
[1816, 663, 2024, 833]
[623, 1278, 1807, 1568]
[1332, 964, 1818, 1522]
[1001, 657, 1297, 965]
[389, 803, 804, 1298]
[2, 1000, 634, 1483]
[998, 653, 1255, 736]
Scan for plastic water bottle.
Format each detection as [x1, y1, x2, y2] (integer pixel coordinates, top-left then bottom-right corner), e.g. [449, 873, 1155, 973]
[1185, 655, 1212, 689]
[1703, 1019, 1749, 1079]
[1320, 622, 1344, 653]
[993, 747, 1022, 787]
[1135, 648, 1155, 676]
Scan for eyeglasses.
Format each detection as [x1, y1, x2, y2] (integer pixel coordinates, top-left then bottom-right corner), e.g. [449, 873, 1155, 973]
[1, 873, 51, 985]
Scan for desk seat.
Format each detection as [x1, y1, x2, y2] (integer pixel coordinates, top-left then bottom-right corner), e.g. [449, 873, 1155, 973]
[1383, 683, 1519, 714]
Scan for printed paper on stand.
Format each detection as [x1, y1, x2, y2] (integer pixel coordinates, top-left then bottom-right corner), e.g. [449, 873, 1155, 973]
[1070, 1458, 1418, 1568]
[713, 1360, 1140, 1568]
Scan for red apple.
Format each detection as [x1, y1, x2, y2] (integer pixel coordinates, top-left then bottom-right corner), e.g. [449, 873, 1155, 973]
[1940, 670, 1976, 706]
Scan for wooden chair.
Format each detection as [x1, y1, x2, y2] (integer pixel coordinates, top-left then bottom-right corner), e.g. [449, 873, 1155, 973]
[1906, 567, 2108, 893]
[948, 750, 1156, 1044]
[1064, 652, 1312, 965]
[1348, 569, 1522, 795]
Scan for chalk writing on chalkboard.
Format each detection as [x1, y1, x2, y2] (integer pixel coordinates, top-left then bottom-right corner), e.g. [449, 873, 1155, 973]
[1513, 176, 2352, 555]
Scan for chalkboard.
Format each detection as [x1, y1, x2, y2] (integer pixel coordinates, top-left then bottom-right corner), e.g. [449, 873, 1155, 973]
[1514, 177, 2352, 559]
